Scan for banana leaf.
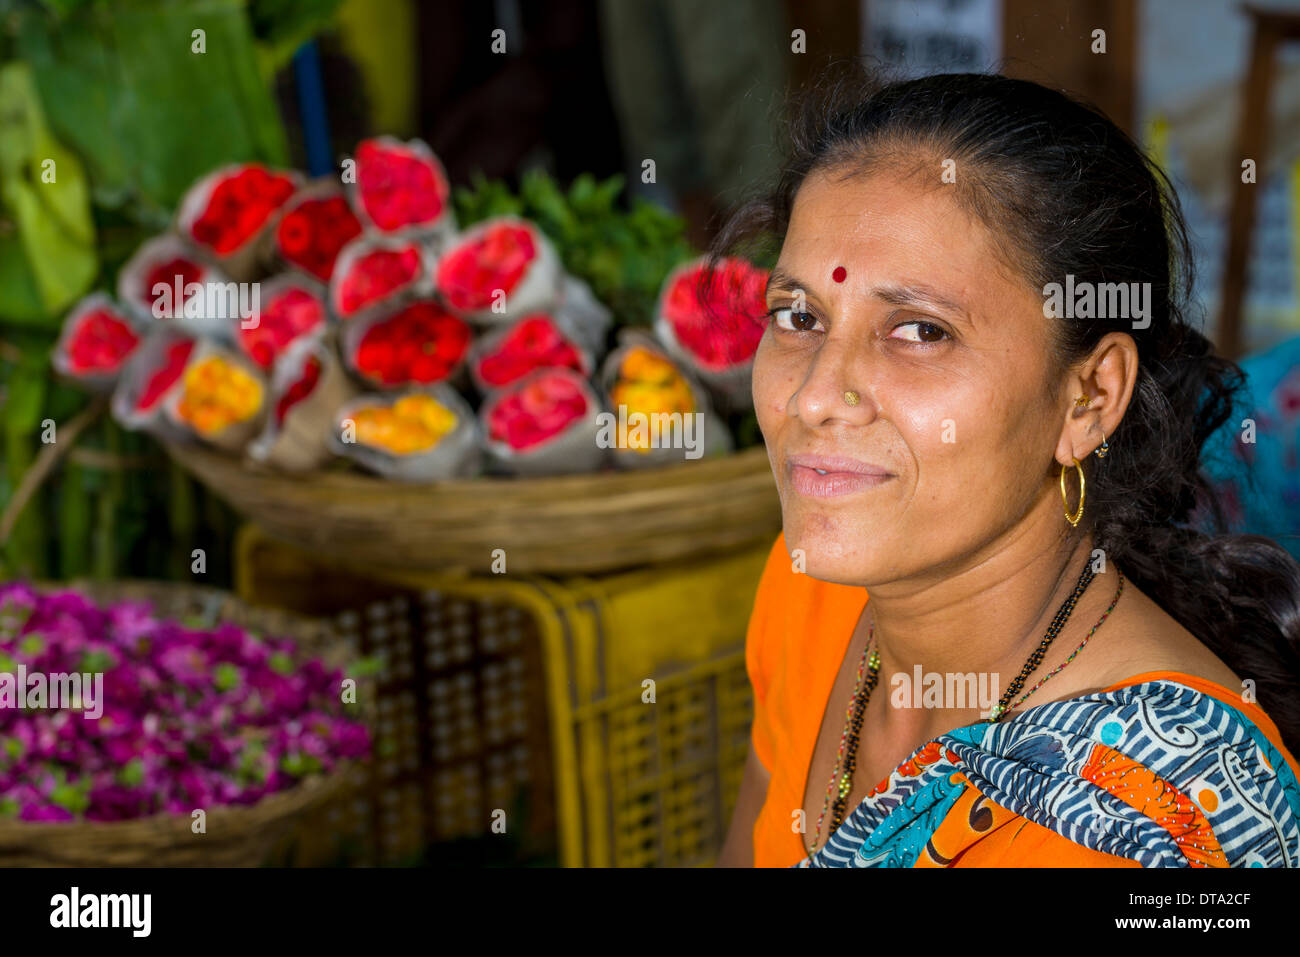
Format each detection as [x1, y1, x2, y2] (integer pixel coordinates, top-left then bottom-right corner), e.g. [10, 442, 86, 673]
[14, 0, 291, 219]
[0, 61, 96, 326]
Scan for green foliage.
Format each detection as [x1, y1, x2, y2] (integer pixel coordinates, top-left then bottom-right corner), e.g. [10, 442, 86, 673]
[79, 648, 116, 673]
[117, 759, 144, 787]
[453, 169, 696, 331]
[248, 0, 346, 75]
[213, 662, 241, 692]
[13, 0, 290, 222]
[0, 0, 332, 584]
[0, 61, 96, 325]
[349, 653, 384, 678]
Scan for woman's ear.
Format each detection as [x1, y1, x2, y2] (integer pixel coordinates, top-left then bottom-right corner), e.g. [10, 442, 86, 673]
[1054, 332, 1139, 467]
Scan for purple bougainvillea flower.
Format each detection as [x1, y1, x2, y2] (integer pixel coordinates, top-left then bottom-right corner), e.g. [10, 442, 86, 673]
[21, 803, 75, 822]
[0, 585, 371, 823]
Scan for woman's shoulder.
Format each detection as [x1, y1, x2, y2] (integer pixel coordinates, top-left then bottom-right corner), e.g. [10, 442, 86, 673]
[1078, 572, 1244, 694]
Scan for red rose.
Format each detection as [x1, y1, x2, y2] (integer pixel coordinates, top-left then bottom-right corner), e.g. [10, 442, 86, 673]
[190, 165, 297, 256]
[65, 307, 139, 373]
[352, 301, 469, 386]
[135, 339, 195, 411]
[486, 371, 588, 451]
[336, 244, 423, 316]
[143, 257, 205, 317]
[663, 258, 769, 369]
[476, 314, 584, 388]
[354, 139, 448, 232]
[275, 195, 362, 280]
[435, 223, 537, 313]
[238, 285, 325, 369]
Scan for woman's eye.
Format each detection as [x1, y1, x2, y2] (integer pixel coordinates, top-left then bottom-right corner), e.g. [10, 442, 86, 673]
[769, 307, 822, 333]
[889, 320, 949, 344]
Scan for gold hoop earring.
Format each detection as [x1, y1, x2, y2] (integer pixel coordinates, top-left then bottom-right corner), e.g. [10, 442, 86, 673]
[843, 391, 860, 406]
[1060, 457, 1085, 527]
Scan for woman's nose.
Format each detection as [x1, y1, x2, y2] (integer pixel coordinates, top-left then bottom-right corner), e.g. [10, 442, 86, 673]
[789, 339, 876, 426]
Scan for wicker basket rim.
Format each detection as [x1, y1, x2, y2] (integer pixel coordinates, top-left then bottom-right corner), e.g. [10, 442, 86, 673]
[0, 761, 362, 838]
[165, 437, 771, 494]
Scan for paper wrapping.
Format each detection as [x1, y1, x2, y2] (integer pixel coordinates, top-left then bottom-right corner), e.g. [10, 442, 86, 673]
[248, 335, 356, 472]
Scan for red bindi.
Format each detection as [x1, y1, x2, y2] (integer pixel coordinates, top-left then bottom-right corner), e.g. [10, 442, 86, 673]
[832, 266, 847, 283]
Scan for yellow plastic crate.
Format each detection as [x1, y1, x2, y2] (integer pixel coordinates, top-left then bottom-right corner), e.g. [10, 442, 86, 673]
[234, 523, 767, 867]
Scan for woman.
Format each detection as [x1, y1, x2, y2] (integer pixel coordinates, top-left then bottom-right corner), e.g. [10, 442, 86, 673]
[714, 65, 1300, 868]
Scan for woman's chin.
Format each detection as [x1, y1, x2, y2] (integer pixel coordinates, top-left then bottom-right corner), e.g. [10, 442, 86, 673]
[782, 519, 880, 584]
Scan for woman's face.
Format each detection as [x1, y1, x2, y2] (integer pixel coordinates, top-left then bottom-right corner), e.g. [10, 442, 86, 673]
[754, 165, 1068, 586]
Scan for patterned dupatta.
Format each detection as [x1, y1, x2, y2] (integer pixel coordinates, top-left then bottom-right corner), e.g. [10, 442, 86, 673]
[795, 679, 1300, 868]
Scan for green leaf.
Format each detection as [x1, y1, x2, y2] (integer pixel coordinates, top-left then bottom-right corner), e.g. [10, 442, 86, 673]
[117, 758, 144, 787]
[3, 355, 48, 432]
[280, 751, 321, 777]
[79, 648, 116, 673]
[38, 0, 92, 18]
[249, 0, 344, 73]
[50, 781, 90, 813]
[16, 0, 290, 212]
[0, 61, 96, 319]
[214, 662, 241, 691]
[349, 653, 384, 678]
[0, 235, 49, 324]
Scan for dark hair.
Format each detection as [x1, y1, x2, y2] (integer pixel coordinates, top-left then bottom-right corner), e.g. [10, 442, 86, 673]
[709, 61, 1300, 756]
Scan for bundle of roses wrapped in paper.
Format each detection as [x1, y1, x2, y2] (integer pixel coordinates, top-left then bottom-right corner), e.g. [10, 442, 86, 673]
[112, 332, 269, 452]
[52, 133, 780, 479]
[176, 163, 302, 283]
[653, 255, 770, 410]
[248, 337, 356, 472]
[52, 295, 143, 393]
[598, 331, 732, 470]
[116, 235, 236, 342]
[0, 582, 370, 823]
[479, 367, 607, 476]
[330, 385, 481, 481]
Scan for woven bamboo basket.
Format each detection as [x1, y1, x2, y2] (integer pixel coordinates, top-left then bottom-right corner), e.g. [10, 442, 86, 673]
[0, 580, 373, 867]
[163, 440, 782, 575]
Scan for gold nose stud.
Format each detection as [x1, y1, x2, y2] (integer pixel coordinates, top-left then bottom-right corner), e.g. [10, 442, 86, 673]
[843, 391, 860, 406]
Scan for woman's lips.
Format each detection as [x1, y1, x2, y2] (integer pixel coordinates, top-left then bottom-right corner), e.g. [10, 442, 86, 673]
[787, 454, 894, 498]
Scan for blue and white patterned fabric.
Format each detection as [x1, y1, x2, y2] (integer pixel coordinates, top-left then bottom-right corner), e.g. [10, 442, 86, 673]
[796, 679, 1300, 868]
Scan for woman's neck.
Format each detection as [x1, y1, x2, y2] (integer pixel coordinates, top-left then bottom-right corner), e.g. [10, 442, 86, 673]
[864, 519, 1104, 730]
